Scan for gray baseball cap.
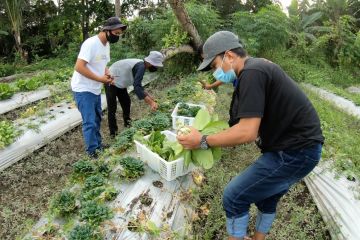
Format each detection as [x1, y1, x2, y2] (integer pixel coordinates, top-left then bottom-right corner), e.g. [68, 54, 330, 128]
[101, 17, 127, 31]
[197, 31, 243, 71]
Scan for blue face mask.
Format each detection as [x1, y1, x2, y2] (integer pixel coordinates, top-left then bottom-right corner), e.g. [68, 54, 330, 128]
[212, 55, 237, 83]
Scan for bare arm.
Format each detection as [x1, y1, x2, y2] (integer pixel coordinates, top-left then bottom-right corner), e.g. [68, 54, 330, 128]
[200, 80, 223, 90]
[75, 59, 112, 84]
[177, 117, 261, 149]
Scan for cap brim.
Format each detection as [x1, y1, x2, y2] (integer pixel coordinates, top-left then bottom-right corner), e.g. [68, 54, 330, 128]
[102, 24, 127, 31]
[197, 56, 215, 71]
[152, 63, 163, 67]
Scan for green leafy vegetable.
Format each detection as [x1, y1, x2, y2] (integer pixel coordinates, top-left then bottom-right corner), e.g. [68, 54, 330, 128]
[179, 109, 228, 169]
[150, 112, 171, 131]
[119, 156, 145, 181]
[79, 201, 113, 225]
[0, 83, 15, 100]
[50, 190, 77, 216]
[177, 103, 201, 117]
[132, 119, 153, 135]
[68, 224, 102, 240]
[113, 127, 137, 153]
[72, 160, 96, 178]
[83, 175, 106, 191]
[0, 121, 19, 149]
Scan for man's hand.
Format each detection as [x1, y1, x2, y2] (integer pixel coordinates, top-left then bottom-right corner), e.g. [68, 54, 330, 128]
[144, 95, 158, 111]
[150, 101, 158, 111]
[98, 75, 114, 85]
[177, 127, 202, 149]
[199, 80, 214, 90]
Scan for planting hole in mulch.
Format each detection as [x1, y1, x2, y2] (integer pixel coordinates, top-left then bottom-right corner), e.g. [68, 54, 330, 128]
[127, 220, 140, 232]
[140, 193, 153, 206]
[152, 180, 163, 188]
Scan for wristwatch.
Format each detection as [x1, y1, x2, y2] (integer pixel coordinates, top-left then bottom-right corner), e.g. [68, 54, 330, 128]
[200, 135, 209, 150]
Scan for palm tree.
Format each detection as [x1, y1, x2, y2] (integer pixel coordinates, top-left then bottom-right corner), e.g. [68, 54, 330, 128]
[4, 0, 25, 58]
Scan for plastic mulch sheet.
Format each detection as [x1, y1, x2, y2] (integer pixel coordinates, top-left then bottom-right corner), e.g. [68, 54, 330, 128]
[305, 162, 360, 240]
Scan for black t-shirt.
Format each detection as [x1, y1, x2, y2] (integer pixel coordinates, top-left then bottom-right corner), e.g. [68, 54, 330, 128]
[229, 58, 324, 152]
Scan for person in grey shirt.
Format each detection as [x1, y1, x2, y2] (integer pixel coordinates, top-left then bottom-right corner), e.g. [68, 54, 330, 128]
[105, 51, 164, 137]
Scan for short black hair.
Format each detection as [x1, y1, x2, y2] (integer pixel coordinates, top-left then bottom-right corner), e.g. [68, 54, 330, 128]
[219, 47, 247, 58]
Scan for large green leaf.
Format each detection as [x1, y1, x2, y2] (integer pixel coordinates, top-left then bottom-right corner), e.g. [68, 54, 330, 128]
[212, 147, 222, 162]
[184, 150, 192, 167]
[192, 149, 214, 169]
[201, 121, 228, 135]
[193, 109, 211, 130]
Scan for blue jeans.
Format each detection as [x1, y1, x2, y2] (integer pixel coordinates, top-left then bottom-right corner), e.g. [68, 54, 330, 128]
[223, 144, 322, 238]
[73, 91, 102, 155]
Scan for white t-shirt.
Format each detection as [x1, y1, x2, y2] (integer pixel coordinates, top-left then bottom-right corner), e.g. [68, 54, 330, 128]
[71, 35, 110, 95]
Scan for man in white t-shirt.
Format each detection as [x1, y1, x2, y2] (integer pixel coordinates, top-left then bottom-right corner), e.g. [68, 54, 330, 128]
[71, 17, 127, 158]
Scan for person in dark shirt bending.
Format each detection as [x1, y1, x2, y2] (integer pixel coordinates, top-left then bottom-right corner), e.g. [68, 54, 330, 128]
[177, 31, 324, 240]
[105, 51, 164, 137]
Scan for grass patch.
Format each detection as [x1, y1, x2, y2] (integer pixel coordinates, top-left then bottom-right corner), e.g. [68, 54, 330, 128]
[267, 51, 360, 106]
[304, 87, 360, 180]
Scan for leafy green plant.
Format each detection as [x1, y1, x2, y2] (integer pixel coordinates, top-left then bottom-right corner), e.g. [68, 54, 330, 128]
[139, 131, 182, 162]
[79, 201, 113, 225]
[72, 160, 96, 178]
[113, 127, 137, 153]
[119, 156, 145, 181]
[157, 101, 173, 113]
[81, 187, 106, 203]
[162, 24, 189, 48]
[149, 112, 171, 131]
[232, 5, 289, 55]
[68, 224, 102, 240]
[0, 83, 15, 100]
[81, 186, 118, 202]
[101, 186, 118, 202]
[0, 63, 15, 77]
[0, 121, 19, 149]
[83, 175, 106, 191]
[95, 161, 111, 177]
[177, 103, 201, 117]
[16, 78, 40, 91]
[132, 119, 153, 135]
[178, 109, 228, 169]
[49, 190, 77, 216]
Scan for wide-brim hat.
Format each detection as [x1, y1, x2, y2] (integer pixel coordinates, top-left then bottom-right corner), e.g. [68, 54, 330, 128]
[144, 51, 164, 67]
[101, 17, 127, 31]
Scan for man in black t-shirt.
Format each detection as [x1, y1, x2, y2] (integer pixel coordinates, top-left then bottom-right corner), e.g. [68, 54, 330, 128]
[177, 31, 324, 240]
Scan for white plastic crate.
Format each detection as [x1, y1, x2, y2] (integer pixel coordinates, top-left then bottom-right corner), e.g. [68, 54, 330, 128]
[134, 130, 195, 181]
[171, 102, 206, 130]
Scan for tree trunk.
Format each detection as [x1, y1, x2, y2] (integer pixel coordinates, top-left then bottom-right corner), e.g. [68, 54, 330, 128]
[5, 0, 26, 61]
[81, 0, 89, 41]
[161, 44, 194, 60]
[115, 0, 121, 18]
[167, 0, 202, 50]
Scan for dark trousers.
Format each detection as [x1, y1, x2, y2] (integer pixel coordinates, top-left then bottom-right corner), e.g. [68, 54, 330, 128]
[104, 84, 131, 135]
[223, 143, 322, 237]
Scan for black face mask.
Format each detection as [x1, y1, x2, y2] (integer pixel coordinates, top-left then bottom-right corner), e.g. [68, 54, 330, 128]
[106, 31, 120, 44]
[149, 66, 158, 72]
